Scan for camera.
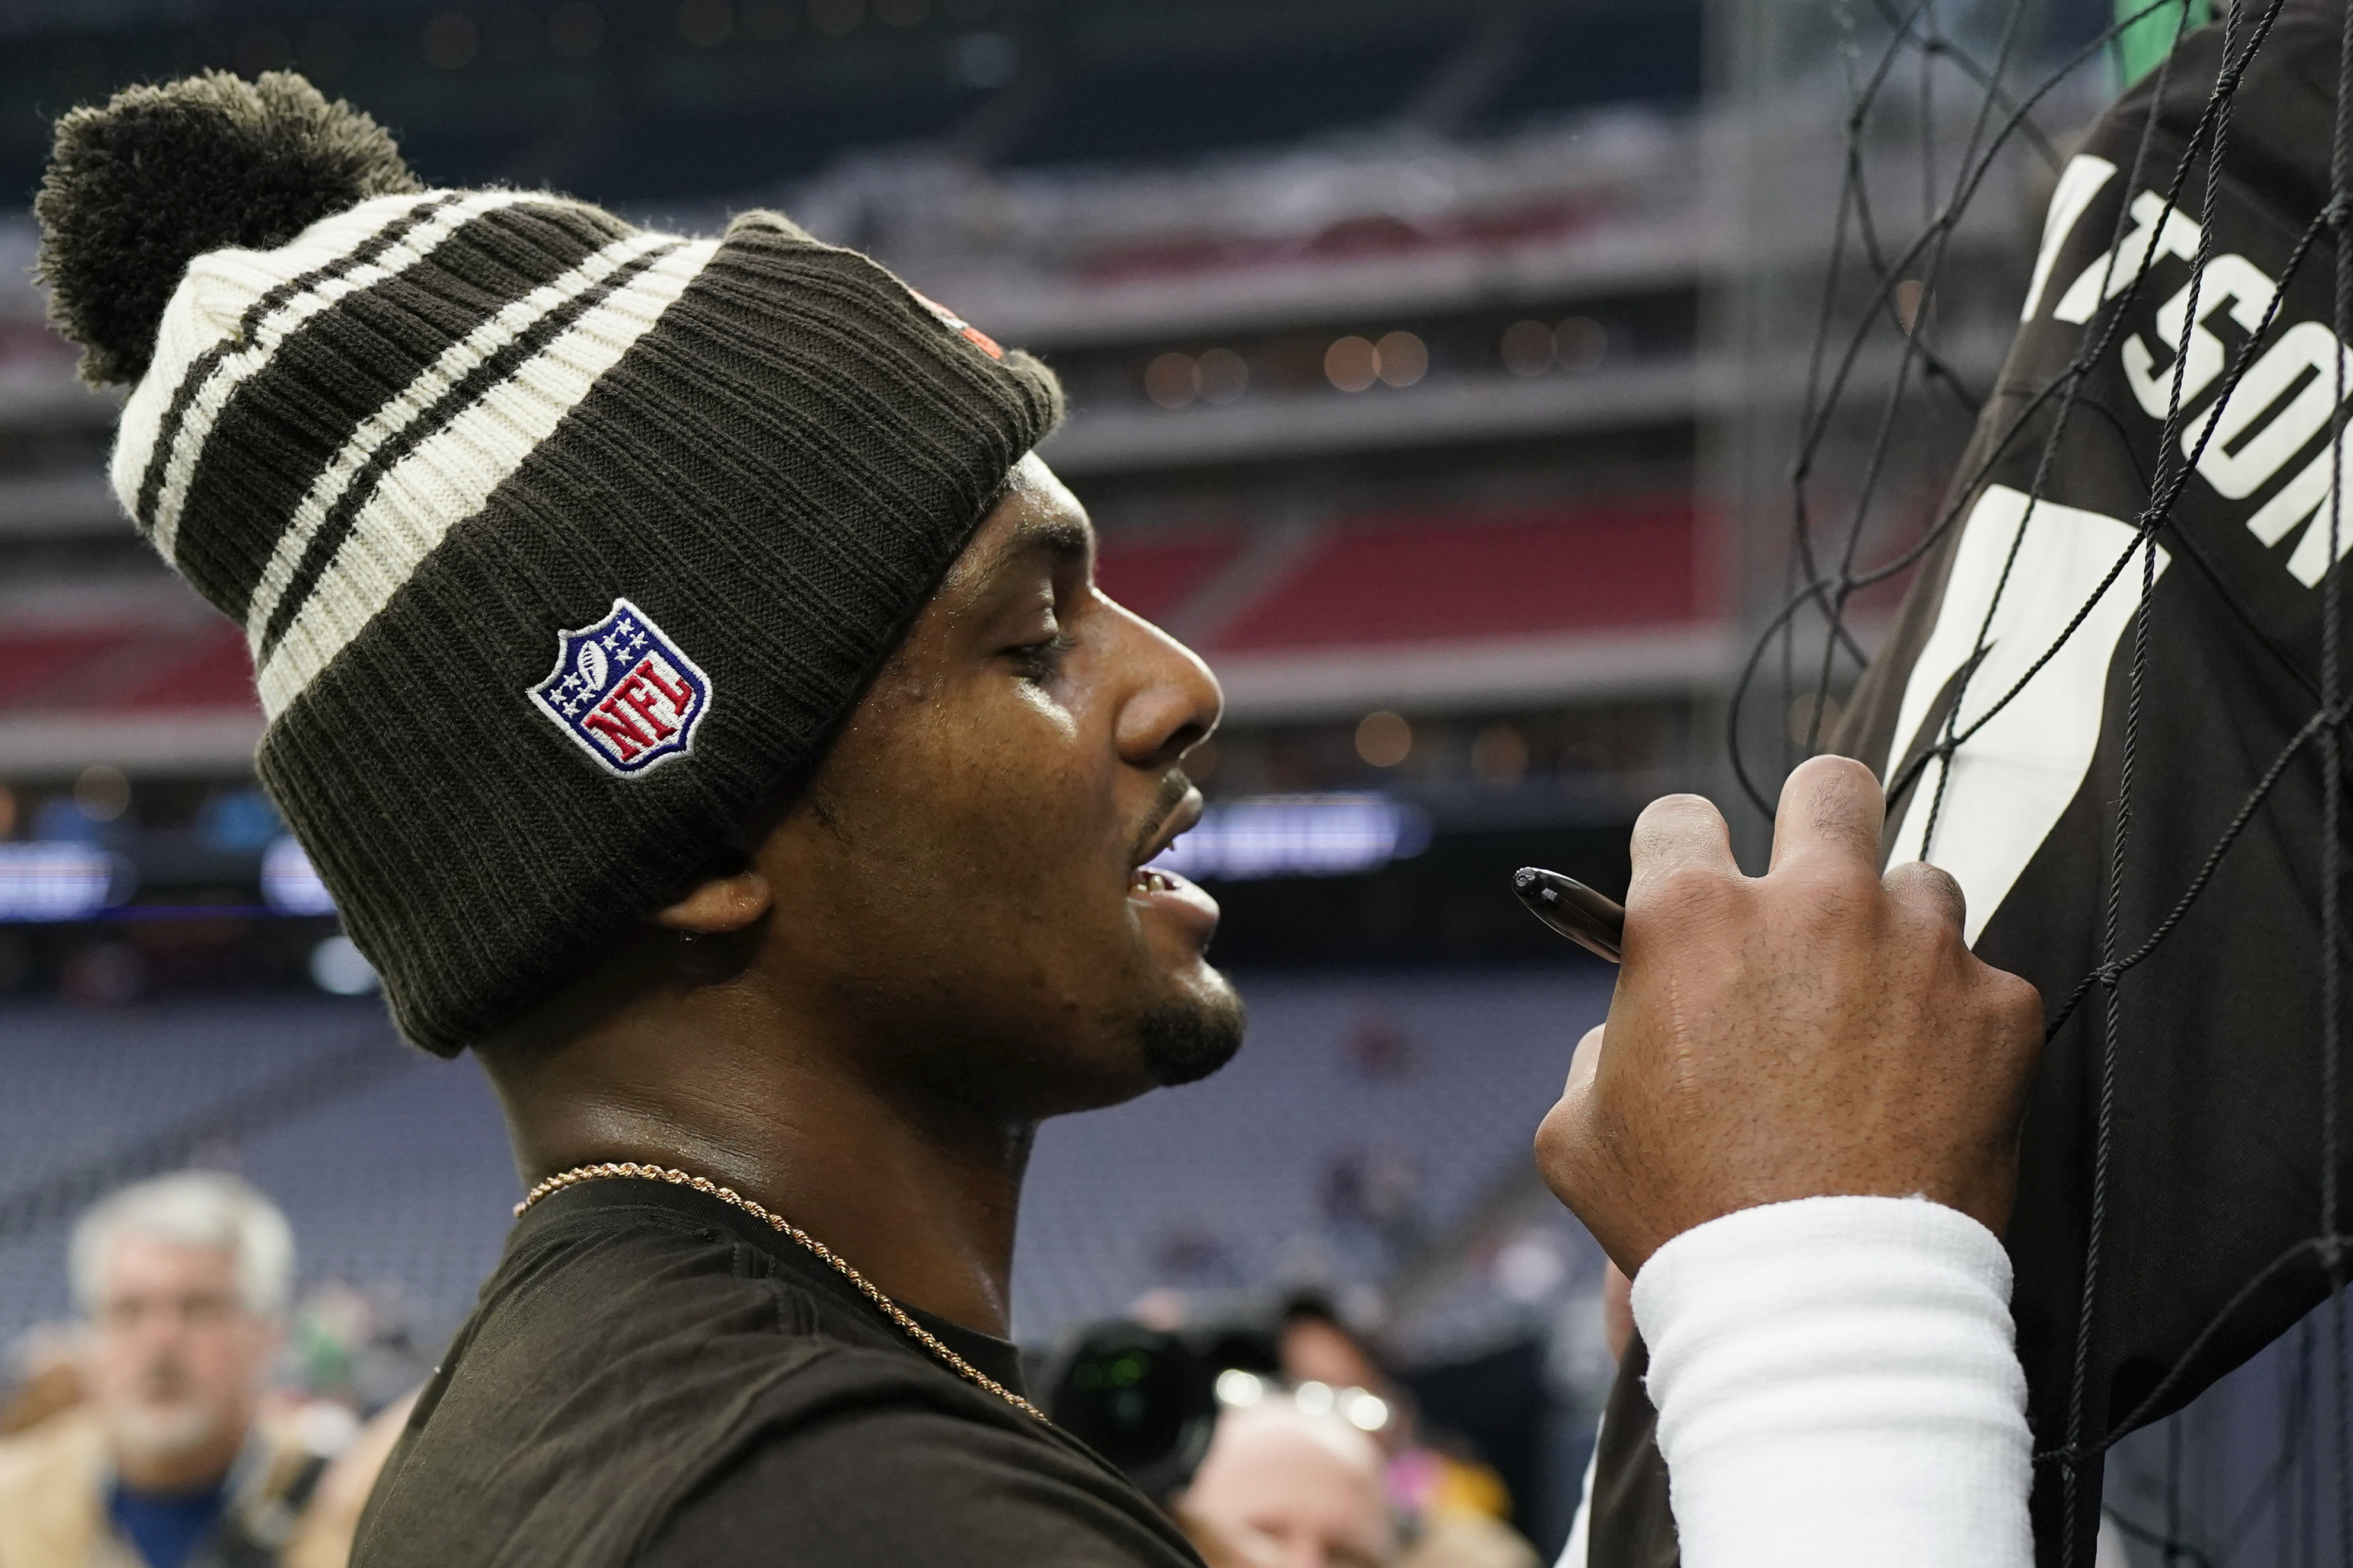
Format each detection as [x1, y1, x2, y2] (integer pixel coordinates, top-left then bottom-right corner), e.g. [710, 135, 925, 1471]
[1038, 1317, 1283, 1499]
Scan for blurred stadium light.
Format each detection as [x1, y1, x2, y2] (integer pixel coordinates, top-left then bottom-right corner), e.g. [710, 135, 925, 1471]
[260, 836, 338, 917]
[0, 842, 125, 922]
[1150, 793, 1430, 880]
[307, 934, 380, 995]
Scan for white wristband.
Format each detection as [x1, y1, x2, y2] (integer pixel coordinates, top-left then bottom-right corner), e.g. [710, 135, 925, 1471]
[1632, 1195, 2033, 1568]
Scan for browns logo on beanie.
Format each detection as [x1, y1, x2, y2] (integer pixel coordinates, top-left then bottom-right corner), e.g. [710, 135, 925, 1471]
[33, 71, 1065, 1056]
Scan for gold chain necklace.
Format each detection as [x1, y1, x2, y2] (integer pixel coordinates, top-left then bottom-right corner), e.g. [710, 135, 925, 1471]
[515, 1161, 1048, 1423]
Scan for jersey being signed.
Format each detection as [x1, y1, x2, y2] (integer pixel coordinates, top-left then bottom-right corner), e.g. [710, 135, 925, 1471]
[1593, 6, 2353, 1564]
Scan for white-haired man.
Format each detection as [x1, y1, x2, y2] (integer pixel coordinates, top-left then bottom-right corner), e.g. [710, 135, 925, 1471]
[0, 1171, 336, 1568]
[1181, 1401, 1399, 1568]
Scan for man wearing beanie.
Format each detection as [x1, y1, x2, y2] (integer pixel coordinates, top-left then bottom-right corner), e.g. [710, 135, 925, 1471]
[34, 69, 2051, 1568]
[36, 71, 1231, 1567]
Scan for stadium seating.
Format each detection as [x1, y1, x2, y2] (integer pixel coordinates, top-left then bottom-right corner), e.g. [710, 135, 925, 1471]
[0, 969, 1614, 1355]
[0, 624, 256, 716]
[1093, 502, 1697, 650]
[0, 1000, 443, 1343]
[1209, 502, 1698, 653]
[1091, 527, 1247, 628]
[1013, 966, 1615, 1334]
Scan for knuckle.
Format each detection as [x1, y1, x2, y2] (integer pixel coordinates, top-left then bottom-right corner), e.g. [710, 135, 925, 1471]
[1814, 812, 1883, 864]
[1533, 1104, 1595, 1199]
[1891, 890, 1968, 953]
[1782, 857, 1882, 921]
[1638, 861, 1740, 920]
[1965, 966, 2045, 1052]
[1883, 858, 1957, 898]
[1997, 972, 2047, 1033]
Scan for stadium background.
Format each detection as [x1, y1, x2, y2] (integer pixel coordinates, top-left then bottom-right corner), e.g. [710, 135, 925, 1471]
[0, 1, 2290, 1559]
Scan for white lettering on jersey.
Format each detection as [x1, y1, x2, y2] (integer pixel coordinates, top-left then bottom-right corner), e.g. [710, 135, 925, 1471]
[2246, 416, 2353, 586]
[2022, 155, 2116, 322]
[2038, 174, 2353, 591]
[2193, 320, 2353, 503]
[2122, 253, 2277, 419]
[1886, 486, 2170, 942]
[2054, 189, 2202, 325]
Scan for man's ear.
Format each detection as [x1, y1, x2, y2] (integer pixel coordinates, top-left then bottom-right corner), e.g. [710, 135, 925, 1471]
[652, 867, 773, 934]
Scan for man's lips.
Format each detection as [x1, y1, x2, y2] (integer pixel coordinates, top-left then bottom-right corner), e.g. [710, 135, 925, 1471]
[1129, 863, 1221, 943]
[1130, 787, 1218, 942]
[1133, 787, 1204, 869]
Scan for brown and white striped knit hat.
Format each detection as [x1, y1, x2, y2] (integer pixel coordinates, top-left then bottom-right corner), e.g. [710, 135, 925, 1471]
[35, 72, 1064, 1055]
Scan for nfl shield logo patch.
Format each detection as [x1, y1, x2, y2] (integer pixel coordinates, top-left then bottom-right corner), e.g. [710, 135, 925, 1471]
[527, 599, 711, 777]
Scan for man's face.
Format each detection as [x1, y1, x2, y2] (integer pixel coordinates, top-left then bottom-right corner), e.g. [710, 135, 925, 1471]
[1182, 1407, 1398, 1568]
[755, 455, 1242, 1117]
[83, 1233, 276, 1474]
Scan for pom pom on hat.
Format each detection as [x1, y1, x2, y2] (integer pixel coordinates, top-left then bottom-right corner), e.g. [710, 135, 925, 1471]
[34, 71, 423, 388]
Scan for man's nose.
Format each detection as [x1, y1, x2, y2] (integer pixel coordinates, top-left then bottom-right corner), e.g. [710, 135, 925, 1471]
[128, 1310, 191, 1354]
[135, 1334, 187, 1372]
[1108, 599, 1224, 771]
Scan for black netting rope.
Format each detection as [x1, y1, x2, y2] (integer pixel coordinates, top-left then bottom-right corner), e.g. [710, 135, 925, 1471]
[2066, 8, 2251, 1553]
[1726, 0, 2242, 820]
[2322, 0, 2353, 1553]
[1736, 2, 2353, 1560]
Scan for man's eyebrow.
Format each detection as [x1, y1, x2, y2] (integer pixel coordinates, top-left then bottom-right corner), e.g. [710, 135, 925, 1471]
[978, 515, 1092, 583]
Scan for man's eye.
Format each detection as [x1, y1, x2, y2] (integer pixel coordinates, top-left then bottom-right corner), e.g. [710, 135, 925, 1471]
[1010, 633, 1075, 681]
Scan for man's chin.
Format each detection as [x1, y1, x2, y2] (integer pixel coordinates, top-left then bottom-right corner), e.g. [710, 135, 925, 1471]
[1137, 977, 1246, 1088]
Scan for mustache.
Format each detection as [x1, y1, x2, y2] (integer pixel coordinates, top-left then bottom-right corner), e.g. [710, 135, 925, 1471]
[133, 1355, 192, 1395]
[1128, 770, 1195, 868]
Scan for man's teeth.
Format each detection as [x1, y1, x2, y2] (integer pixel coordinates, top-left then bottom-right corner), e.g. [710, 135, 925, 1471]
[1134, 868, 1172, 893]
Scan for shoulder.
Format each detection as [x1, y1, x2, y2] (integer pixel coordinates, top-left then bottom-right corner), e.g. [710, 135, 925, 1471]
[0, 1406, 104, 1493]
[429, 1198, 856, 1432]
[0, 1410, 106, 1560]
[359, 1200, 1045, 1568]
[643, 1386, 1203, 1568]
[465, 1195, 872, 1374]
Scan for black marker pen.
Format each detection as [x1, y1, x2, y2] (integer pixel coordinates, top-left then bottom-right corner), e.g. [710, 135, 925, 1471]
[1511, 866, 1625, 964]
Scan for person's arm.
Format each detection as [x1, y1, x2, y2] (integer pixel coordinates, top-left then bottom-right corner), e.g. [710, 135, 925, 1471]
[1633, 1197, 2029, 1568]
[1535, 755, 2045, 1567]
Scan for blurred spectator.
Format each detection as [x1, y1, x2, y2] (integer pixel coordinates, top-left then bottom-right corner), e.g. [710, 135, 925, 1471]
[278, 1391, 419, 1568]
[1345, 1018, 1420, 1081]
[1279, 1298, 1397, 1419]
[193, 790, 282, 855]
[0, 1172, 347, 1567]
[1319, 1151, 1426, 1256]
[1278, 1298, 1538, 1568]
[1179, 1401, 1398, 1568]
[282, 1281, 436, 1417]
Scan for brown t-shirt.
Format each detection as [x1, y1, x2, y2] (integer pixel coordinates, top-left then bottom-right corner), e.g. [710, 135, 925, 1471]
[353, 1176, 1201, 1568]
